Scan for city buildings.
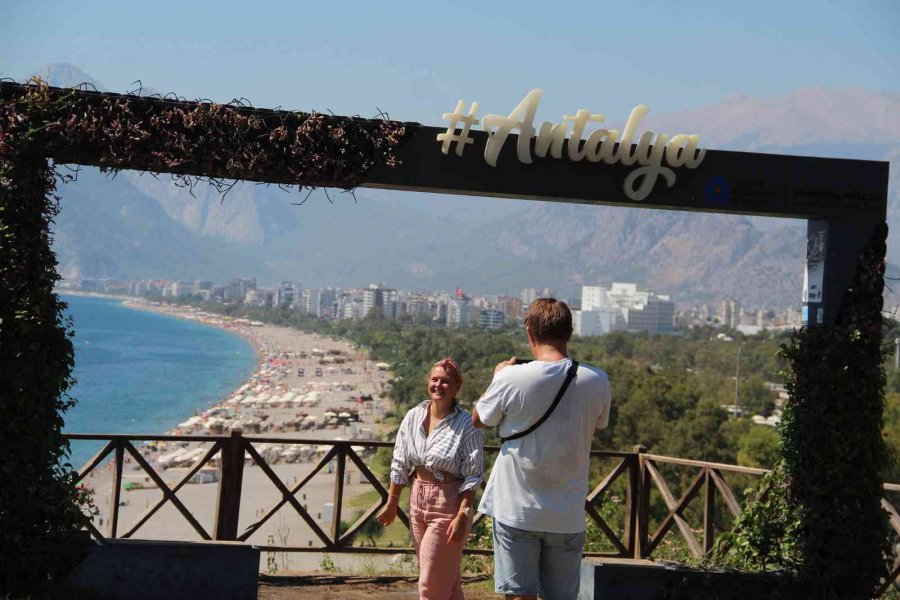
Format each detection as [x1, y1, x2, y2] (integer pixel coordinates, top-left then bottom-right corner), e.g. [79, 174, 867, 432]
[59, 274, 803, 335]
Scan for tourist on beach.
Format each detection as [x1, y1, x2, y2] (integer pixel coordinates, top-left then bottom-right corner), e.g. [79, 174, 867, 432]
[377, 357, 484, 600]
[472, 298, 611, 600]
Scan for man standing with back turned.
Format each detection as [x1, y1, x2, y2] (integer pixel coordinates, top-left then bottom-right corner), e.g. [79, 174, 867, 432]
[472, 298, 611, 600]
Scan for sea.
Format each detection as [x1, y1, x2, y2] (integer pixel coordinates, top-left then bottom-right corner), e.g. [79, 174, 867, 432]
[60, 294, 256, 469]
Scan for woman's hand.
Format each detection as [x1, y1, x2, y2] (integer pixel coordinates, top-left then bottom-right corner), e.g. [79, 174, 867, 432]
[376, 498, 399, 527]
[446, 512, 470, 544]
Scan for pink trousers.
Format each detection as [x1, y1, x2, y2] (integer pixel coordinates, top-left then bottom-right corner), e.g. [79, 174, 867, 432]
[410, 478, 465, 600]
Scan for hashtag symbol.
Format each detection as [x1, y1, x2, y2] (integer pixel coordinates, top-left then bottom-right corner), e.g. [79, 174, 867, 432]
[437, 100, 480, 157]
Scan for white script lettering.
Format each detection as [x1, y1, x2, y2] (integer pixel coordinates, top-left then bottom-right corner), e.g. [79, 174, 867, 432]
[440, 89, 706, 202]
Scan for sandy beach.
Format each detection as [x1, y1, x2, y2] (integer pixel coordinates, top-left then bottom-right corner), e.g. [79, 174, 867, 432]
[73, 301, 407, 572]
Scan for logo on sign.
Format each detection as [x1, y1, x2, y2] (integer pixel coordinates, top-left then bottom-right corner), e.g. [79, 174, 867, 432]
[437, 89, 706, 201]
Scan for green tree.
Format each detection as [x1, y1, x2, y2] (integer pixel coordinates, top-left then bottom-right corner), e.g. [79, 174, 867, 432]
[737, 425, 780, 469]
[738, 374, 775, 417]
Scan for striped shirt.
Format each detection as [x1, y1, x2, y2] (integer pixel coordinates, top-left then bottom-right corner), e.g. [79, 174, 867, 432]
[390, 400, 484, 494]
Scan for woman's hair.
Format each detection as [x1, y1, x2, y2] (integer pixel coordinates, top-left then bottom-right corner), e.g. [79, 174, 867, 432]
[429, 357, 463, 385]
[524, 298, 573, 342]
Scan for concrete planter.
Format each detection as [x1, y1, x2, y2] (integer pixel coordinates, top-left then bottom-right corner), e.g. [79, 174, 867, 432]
[579, 558, 795, 600]
[62, 539, 260, 600]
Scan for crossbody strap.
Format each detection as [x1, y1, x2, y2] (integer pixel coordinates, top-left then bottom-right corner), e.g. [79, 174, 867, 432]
[501, 360, 579, 444]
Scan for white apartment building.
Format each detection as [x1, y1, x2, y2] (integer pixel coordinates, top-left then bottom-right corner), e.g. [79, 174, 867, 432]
[721, 298, 741, 328]
[574, 307, 626, 336]
[170, 281, 196, 297]
[581, 285, 609, 310]
[447, 299, 471, 328]
[362, 285, 384, 316]
[575, 283, 675, 336]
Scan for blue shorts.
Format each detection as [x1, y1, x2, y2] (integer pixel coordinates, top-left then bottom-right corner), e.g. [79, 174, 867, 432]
[492, 518, 585, 600]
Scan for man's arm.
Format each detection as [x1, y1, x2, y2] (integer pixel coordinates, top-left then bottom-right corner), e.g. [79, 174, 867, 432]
[472, 404, 486, 429]
[471, 356, 517, 429]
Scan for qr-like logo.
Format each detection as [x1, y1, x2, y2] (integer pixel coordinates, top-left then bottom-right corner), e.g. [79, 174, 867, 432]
[807, 230, 827, 262]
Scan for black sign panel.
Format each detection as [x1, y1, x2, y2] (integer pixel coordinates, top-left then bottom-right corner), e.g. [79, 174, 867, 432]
[363, 126, 889, 221]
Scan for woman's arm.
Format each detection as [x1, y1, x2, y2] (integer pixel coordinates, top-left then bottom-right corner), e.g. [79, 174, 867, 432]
[376, 481, 405, 526]
[378, 412, 413, 526]
[447, 427, 485, 543]
[447, 487, 476, 543]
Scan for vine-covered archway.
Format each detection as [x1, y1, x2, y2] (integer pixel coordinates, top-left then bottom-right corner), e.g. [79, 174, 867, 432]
[0, 80, 891, 598]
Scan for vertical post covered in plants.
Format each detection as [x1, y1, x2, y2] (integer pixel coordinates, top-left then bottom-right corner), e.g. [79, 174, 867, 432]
[780, 220, 891, 598]
[0, 91, 87, 594]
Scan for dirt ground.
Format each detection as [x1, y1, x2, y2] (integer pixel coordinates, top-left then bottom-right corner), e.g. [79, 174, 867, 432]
[258, 574, 496, 600]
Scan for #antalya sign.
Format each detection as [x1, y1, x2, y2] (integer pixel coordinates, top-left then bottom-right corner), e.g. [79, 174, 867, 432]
[436, 89, 706, 202]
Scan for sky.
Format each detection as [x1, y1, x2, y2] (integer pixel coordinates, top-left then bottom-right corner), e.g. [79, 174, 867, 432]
[2, 0, 898, 126]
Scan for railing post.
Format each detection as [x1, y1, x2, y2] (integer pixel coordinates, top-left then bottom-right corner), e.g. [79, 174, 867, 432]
[703, 468, 715, 555]
[108, 441, 125, 538]
[630, 445, 648, 559]
[331, 445, 347, 545]
[214, 430, 245, 540]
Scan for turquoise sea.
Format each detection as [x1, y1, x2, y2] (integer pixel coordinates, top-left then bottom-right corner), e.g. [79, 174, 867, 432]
[61, 294, 256, 469]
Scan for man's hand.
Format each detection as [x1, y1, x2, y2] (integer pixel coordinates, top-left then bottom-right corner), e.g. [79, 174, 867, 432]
[494, 356, 516, 374]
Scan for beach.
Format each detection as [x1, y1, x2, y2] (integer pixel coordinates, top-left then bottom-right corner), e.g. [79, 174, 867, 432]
[74, 300, 404, 572]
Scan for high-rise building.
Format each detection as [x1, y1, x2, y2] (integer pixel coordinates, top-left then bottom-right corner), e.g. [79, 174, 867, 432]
[433, 301, 448, 326]
[503, 296, 523, 321]
[479, 308, 507, 330]
[581, 286, 609, 311]
[362, 284, 385, 317]
[245, 288, 274, 307]
[447, 299, 470, 328]
[721, 298, 740, 328]
[275, 281, 300, 307]
[171, 281, 196, 297]
[624, 298, 675, 334]
[380, 289, 400, 318]
[318, 288, 338, 319]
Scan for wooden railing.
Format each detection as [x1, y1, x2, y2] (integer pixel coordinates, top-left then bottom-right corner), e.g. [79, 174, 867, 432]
[66, 433, 900, 570]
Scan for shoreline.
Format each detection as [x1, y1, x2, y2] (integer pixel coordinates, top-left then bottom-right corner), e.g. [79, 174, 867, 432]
[68, 296, 400, 572]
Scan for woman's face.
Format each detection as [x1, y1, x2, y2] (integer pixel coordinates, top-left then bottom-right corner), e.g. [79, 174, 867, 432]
[428, 366, 461, 404]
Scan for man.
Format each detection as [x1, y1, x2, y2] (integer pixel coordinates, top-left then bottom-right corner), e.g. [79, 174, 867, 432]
[472, 298, 611, 600]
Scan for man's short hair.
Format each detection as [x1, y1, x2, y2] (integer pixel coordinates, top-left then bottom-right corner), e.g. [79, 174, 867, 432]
[525, 298, 573, 343]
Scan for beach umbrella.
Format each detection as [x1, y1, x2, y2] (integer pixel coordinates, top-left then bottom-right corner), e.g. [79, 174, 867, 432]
[323, 411, 337, 419]
[338, 412, 352, 419]
[303, 415, 317, 423]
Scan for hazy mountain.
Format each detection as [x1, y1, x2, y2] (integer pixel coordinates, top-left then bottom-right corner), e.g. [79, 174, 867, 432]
[34, 64, 897, 308]
[52, 168, 262, 281]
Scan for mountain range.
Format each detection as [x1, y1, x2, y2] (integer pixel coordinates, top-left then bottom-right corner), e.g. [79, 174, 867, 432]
[35, 64, 900, 309]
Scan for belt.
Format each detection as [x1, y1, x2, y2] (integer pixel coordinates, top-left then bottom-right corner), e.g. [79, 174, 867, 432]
[414, 466, 461, 484]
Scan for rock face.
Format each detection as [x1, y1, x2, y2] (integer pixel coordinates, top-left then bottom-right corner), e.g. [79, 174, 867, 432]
[35, 64, 898, 308]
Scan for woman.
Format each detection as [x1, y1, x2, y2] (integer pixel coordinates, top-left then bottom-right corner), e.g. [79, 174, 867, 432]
[376, 357, 484, 600]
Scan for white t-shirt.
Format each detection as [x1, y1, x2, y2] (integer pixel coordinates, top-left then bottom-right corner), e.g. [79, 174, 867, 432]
[476, 358, 611, 533]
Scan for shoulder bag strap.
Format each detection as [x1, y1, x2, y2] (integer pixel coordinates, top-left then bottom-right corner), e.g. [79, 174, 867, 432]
[501, 360, 579, 444]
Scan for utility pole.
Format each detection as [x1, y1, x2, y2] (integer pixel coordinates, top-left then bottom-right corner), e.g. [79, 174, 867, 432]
[734, 345, 742, 418]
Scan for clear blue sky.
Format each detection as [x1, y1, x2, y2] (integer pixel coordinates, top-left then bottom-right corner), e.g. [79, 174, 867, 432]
[2, 0, 898, 124]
